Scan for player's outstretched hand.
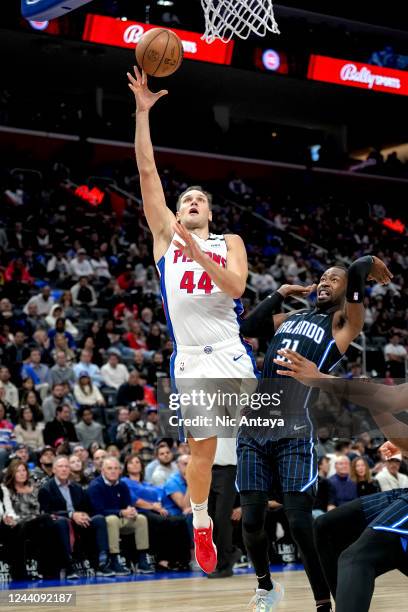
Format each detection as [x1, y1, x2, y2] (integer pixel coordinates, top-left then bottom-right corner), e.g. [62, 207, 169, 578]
[172, 223, 205, 264]
[127, 65, 168, 112]
[278, 284, 316, 299]
[273, 348, 321, 384]
[379, 440, 400, 461]
[367, 256, 393, 285]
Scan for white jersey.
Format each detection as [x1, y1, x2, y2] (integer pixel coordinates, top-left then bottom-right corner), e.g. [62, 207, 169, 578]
[156, 232, 243, 346]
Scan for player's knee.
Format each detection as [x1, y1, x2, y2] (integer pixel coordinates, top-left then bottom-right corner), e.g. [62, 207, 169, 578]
[286, 509, 312, 539]
[242, 504, 265, 535]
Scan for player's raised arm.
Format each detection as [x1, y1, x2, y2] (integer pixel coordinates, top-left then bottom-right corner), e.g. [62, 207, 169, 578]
[239, 284, 315, 338]
[333, 255, 393, 354]
[128, 66, 175, 257]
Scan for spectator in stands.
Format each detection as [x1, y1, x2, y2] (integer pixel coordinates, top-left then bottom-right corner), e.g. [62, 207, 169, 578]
[47, 303, 78, 336]
[384, 333, 407, 378]
[42, 382, 69, 423]
[375, 453, 408, 491]
[46, 251, 71, 284]
[0, 366, 19, 410]
[71, 276, 97, 309]
[30, 446, 56, 485]
[87, 456, 153, 575]
[0, 386, 17, 425]
[50, 350, 76, 388]
[116, 370, 146, 409]
[90, 249, 111, 281]
[69, 249, 94, 280]
[350, 457, 380, 496]
[149, 444, 177, 486]
[116, 407, 155, 464]
[108, 407, 129, 445]
[328, 456, 358, 509]
[133, 350, 149, 379]
[21, 389, 43, 423]
[13, 406, 44, 451]
[162, 454, 191, 518]
[68, 453, 91, 488]
[122, 453, 190, 570]
[43, 404, 78, 448]
[73, 350, 103, 387]
[0, 400, 14, 469]
[101, 349, 129, 390]
[20, 348, 51, 395]
[38, 455, 114, 578]
[2, 330, 30, 382]
[147, 352, 167, 386]
[89, 448, 107, 480]
[75, 407, 105, 449]
[23, 285, 54, 316]
[3, 459, 57, 580]
[51, 333, 76, 366]
[124, 320, 147, 351]
[73, 373, 106, 410]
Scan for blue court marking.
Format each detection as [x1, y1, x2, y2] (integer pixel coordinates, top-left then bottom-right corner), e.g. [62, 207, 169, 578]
[1, 564, 304, 590]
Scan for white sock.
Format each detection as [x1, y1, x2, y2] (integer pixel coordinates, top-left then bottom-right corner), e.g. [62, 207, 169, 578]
[191, 499, 211, 529]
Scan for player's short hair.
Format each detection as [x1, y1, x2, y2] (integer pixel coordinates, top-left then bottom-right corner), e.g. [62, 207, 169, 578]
[176, 186, 213, 211]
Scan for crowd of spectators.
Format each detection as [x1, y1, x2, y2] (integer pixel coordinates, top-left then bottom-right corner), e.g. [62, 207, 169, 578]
[0, 155, 407, 581]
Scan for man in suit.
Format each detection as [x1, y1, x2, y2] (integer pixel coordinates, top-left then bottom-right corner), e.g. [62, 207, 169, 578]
[38, 455, 114, 578]
[87, 456, 153, 575]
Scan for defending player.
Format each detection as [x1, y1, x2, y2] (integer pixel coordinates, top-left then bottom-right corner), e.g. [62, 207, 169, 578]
[275, 348, 408, 612]
[128, 66, 258, 573]
[237, 255, 392, 611]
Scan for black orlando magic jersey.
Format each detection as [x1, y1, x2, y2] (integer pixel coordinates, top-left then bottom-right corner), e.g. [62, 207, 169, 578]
[241, 307, 344, 441]
[264, 307, 343, 378]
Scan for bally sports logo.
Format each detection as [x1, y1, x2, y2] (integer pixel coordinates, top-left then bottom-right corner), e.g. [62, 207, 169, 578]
[340, 63, 401, 90]
[124, 24, 198, 54]
[308, 54, 408, 96]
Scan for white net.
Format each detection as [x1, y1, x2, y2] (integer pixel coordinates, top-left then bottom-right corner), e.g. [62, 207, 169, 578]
[201, 0, 280, 44]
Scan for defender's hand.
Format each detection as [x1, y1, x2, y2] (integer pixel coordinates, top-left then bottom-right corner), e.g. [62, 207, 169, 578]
[379, 441, 400, 461]
[273, 348, 321, 384]
[127, 66, 168, 112]
[278, 284, 316, 299]
[367, 256, 393, 285]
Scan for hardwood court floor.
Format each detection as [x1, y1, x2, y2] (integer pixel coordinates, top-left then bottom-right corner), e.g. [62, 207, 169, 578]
[10, 570, 403, 612]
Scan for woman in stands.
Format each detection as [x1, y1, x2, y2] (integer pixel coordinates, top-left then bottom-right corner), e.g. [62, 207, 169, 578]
[13, 405, 44, 451]
[122, 453, 190, 570]
[350, 457, 380, 497]
[73, 373, 105, 408]
[3, 459, 57, 579]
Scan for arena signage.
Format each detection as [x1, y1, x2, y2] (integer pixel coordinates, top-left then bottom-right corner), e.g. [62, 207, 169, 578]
[382, 218, 405, 233]
[307, 55, 408, 96]
[75, 185, 105, 206]
[82, 15, 234, 65]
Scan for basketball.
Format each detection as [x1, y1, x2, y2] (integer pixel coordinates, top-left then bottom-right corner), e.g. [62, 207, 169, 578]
[135, 28, 183, 78]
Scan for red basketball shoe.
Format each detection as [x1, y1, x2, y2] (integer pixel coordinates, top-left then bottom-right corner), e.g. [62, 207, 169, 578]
[193, 518, 217, 574]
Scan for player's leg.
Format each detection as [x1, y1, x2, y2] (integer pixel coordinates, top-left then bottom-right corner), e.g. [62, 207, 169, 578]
[278, 439, 331, 611]
[237, 437, 284, 610]
[336, 527, 407, 612]
[283, 491, 331, 610]
[187, 436, 217, 525]
[187, 435, 218, 573]
[314, 498, 367, 596]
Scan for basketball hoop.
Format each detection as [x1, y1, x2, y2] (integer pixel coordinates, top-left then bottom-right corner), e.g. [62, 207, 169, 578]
[200, 0, 280, 44]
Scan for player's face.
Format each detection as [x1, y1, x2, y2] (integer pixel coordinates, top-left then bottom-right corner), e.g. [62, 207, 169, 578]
[316, 267, 347, 308]
[176, 190, 212, 230]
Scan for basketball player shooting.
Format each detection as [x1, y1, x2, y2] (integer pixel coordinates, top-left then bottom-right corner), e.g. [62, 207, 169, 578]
[128, 65, 258, 573]
[237, 255, 392, 611]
